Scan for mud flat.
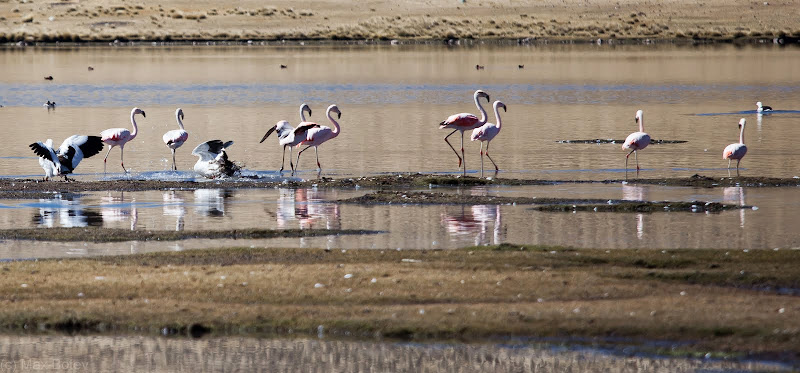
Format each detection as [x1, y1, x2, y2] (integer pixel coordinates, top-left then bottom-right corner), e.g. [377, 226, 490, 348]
[0, 0, 798, 44]
[0, 245, 798, 364]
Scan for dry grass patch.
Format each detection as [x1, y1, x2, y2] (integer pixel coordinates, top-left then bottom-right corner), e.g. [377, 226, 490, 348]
[0, 246, 797, 359]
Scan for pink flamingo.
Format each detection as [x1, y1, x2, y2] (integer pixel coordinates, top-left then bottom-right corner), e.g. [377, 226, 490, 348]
[471, 100, 507, 178]
[723, 118, 748, 176]
[295, 104, 341, 175]
[439, 90, 490, 176]
[101, 107, 145, 173]
[622, 109, 651, 179]
[162, 108, 189, 171]
[260, 103, 316, 172]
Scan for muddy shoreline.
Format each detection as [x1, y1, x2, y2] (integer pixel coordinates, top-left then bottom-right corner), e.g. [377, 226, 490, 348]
[0, 174, 797, 198]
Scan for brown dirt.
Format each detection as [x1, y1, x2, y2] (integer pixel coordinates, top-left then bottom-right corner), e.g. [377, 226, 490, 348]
[0, 174, 797, 198]
[0, 245, 798, 362]
[0, 0, 798, 44]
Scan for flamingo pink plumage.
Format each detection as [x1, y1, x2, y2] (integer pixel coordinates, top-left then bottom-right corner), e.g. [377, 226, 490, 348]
[723, 118, 748, 176]
[470, 100, 507, 177]
[440, 89, 490, 176]
[260, 103, 315, 172]
[622, 109, 651, 179]
[295, 104, 341, 175]
[162, 108, 189, 171]
[101, 107, 145, 173]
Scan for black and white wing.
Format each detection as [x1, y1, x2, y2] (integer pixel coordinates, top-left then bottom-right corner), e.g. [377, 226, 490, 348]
[57, 135, 104, 172]
[192, 140, 234, 162]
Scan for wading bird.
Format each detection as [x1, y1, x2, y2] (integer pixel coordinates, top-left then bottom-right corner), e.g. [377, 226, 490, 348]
[470, 101, 507, 178]
[723, 118, 748, 176]
[191, 140, 240, 179]
[439, 90, 490, 176]
[756, 101, 772, 113]
[622, 109, 651, 179]
[260, 103, 315, 172]
[295, 104, 341, 175]
[29, 135, 104, 181]
[43, 101, 56, 109]
[162, 108, 189, 171]
[101, 107, 145, 173]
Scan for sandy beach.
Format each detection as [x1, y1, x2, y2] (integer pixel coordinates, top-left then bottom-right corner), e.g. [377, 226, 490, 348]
[1, 0, 799, 43]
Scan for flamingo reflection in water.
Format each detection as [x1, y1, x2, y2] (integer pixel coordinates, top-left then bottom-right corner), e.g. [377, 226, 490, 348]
[273, 188, 340, 230]
[100, 192, 138, 230]
[441, 205, 503, 246]
[193, 189, 232, 217]
[622, 184, 647, 240]
[32, 194, 102, 228]
[723, 186, 747, 228]
[163, 191, 186, 231]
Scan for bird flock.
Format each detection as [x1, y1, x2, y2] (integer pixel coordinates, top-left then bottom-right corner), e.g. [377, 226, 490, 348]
[30, 91, 758, 181]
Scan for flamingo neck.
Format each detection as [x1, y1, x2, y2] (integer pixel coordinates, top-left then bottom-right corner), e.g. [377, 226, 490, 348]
[638, 115, 644, 133]
[493, 104, 503, 130]
[130, 112, 139, 139]
[739, 125, 745, 144]
[327, 110, 340, 137]
[176, 113, 185, 130]
[300, 107, 308, 122]
[474, 94, 488, 125]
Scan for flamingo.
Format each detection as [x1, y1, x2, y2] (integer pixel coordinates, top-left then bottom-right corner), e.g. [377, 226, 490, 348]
[295, 104, 341, 175]
[470, 100, 507, 177]
[756, 101, 772, 113]
[622, 109, 651, 179]
[439, 89, 490, 176]
[191, 140, 240, 179]
[162, 108, 189, 171]
[260, 103, 315, 172]
[101, 107, 145, 173]
[29, 135, 104, 181]
[723, 118, 748, 176]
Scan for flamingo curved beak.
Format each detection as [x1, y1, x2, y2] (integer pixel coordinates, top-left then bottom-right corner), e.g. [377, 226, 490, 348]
[502, 105, 507, 112]
[260, 126, 277, 143]
[337, 112, 341, 119]
[141, 111, 146, 118]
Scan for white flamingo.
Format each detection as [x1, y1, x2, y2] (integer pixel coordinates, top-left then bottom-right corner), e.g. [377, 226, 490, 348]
[101, 107, 145, 173]
[471, 100, 507, 177]
[260, 103, 316, 172]
[29, 135, 104, 181]
[622, 109, 651, 179]
[723, 118, 748, 176]
[163, 108, 189, 171]
[295, 104, 341, 175]
[191, 140, 240, 179]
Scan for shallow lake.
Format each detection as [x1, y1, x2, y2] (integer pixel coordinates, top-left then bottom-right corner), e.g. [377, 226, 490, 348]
[1, 43, 800, 180]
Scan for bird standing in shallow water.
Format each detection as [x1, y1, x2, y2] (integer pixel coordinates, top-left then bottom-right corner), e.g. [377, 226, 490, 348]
[101, 107, 145, 173]
[622, 109, 651, 179]
[191, 140, 240, 179]
[723, 118, 748, 177]
[29, 135, 104, 181]
[295, 104, 341, 176]
[162, 108, 189, 171]
[260, 103, 315, 173]
[439, 90, 490, 176]
[471, 100, 507, 178]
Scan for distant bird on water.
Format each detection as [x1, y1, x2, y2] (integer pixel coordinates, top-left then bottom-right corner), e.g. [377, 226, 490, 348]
[29, 135, 104, 181]
[622, 109, 651, 179]
[756, 101, 772, 113]
[518, 65, 524, 69]
[192, 140, 240, 179]
[260, 103, 315, 172]
[280, 64, 288, 69]
[723, 118, 748, 176]
[44, 76, 53, 80]
[43, 101, 56, 109]
[471, 100, 507, 178]
[88, 66, 94, 71]
[295, 104, 342, 175]
[101, 107, 145, 173]
[439, 89, 490, 176]
[162, 108, 189, 171]
[475, 64, 485, 70]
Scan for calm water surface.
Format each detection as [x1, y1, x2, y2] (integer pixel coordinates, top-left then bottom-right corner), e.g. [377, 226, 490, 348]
[1, 44, 800, 179]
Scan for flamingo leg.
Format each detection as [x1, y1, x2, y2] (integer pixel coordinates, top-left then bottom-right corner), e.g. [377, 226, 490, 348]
[295, 145, 313, 175]
[315, 146, 321, 170]
[736, 159, 741, 177]
[171, 149, 177, 171]
[288, 146, 295, 172]
[460, 131, 466, 176]
[279, 145, 286, 173]
[625, 149, 635, 180]
[120, 146, 128, 173]
[479, 141, 485, 178]
[443, 129, 462, 168]
[103, 146, 114, 173]
[727, 159, 732, 169]
[485, 141, 499, 172]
